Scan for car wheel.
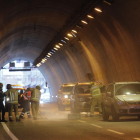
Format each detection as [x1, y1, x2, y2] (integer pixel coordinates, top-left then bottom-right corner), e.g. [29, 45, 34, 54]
[102, 106, 109, 121]
[112, 107, 119, 122]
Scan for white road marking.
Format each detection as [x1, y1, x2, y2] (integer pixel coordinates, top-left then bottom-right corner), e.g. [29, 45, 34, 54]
[133, 138, 140, 140]
[91, 124, 103, 128]
[107, 129, 124, 135]
[78, 120, 86, 123]
[1, 122, 18, 140]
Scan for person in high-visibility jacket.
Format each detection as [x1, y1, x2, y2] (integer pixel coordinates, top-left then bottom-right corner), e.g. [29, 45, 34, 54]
[0, 83, 7, 122]
[4, 84, 20, 122]
[20, 88, 31, 119]
[90, 82, 105, 117]
[31, 85, 41, 120]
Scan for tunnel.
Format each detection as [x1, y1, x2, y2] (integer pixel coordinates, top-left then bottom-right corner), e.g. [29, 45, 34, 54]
[0, 0, 140, 100]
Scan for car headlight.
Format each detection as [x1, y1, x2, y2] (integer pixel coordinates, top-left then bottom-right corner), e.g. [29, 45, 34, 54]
[117, 100, 126, 106]
[6, 98, 10, 101]
[64, 95, 68, 98]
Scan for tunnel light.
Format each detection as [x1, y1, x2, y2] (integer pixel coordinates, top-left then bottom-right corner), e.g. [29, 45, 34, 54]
[52, 96, 54, 98]
[54, 47, 58, 50]
[94, 8, 102, 12]
[76, 24, 83, 29]
[87, 15, 94, 19]
[51, 49, 56, 52]
[71, 32, 77, 37]
[72, 29, 77, 33]
[56, 95, 58, 98]
[58, 43, 63, 46]
[55, 45, 60, 49]
[67, 33, 73, 37]
[61, 40, 66, 43]
[81, 20, 88, 24]
[64, 37, 69, 40]
[48, 53, 52, 56]
[47, 55, 50, 58]
[103, 0, 113, 5]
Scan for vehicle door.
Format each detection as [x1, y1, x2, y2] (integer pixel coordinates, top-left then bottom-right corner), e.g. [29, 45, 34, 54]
[69, 86, 76, 108]
[104, 84, 114, 114]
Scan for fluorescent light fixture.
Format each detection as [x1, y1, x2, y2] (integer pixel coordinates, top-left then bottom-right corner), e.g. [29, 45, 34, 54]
[54, 47, 58, 50]
[81, 20, 88, 24]
[61, 40, 66, 43]
[67, 33, 73, 37]
[87, 15, 94, 19]
[55, 45, 60, 48]
[71, 32, 77, 37]
[64, 37, 69, 40]
[48, 53, 52, 56]
[72, 30, 77, 33]
[58, 43, 63, 46]
[94, 8, 102, 12]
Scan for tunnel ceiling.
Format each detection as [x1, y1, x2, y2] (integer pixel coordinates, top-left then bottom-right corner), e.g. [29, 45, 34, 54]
[0, 0, 100, 66]
[1, 0, 140, 95]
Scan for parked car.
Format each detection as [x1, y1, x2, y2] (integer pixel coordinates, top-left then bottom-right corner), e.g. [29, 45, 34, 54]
[102, 82, 140, 121]
[5, 84, 26, 111]
[70, 82, 92, 114]
[57, 83, 76, 111]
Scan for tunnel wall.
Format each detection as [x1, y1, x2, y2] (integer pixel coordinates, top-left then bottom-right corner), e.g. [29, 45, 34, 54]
[39, 0, 140, 99]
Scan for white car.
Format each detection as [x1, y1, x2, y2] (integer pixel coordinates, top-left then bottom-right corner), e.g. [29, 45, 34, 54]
[57, 83, 76, 111]
[102, 82, 140, 121]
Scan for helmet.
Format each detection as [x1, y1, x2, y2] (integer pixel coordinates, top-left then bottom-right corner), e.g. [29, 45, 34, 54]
[0, 83, 3, 88]
[7, 84, 11, 89]
[36, 85, 41, 90]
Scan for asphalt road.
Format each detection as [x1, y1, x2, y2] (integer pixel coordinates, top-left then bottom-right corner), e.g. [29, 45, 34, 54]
[0, 103, 140, 140]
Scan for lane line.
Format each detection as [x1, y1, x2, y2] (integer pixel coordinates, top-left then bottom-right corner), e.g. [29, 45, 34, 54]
[1, 122, 18, 140]
[107, 129, 124, 135]
[133, 138, 140, 140]
[90, 124, 103, 128]
[78, 120, 86, 123]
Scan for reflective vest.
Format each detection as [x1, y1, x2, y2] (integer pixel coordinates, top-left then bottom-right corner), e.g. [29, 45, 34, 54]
[23, 91, 31, 101]
[5, 88, 19, 104]
[90, 84, 104, 98]
[31, 88, 41, 102]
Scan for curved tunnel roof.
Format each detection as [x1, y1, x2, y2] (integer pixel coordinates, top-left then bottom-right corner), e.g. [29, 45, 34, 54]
[0, 0, 140, 96]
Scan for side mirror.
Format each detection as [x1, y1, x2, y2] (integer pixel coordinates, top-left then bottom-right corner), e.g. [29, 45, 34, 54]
[58, 90, 61, 94]
[106, 92, 111, 97]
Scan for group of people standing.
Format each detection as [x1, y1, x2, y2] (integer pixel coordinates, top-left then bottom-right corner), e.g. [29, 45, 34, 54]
[0, 83, 41, 122]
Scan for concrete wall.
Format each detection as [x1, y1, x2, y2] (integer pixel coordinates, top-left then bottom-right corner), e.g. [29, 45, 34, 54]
[39, 1, 140, 100]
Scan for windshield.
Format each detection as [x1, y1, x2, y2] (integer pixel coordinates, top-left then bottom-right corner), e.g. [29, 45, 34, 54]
[76, 85, 91, 94]
[115, 84, 140, 95]
[63, 86, 74, 92]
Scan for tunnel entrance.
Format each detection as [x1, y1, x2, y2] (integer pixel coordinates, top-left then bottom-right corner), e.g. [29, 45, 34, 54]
[0, 60, 50, 103]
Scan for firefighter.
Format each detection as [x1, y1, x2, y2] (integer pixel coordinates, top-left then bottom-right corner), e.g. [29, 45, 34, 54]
[31, 85, 41, 120]
[90, 82, 105, 117]
[20, 88, 31, 119]
[0, 83, 7, 122]
[4, 84, 20, 122]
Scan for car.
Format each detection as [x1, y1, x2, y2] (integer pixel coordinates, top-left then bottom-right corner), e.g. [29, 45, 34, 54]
[70, 82, 92, 114]
[57, 83, 76, 111]
[102, 82, 140, 121]
[5, 84, 26, 111]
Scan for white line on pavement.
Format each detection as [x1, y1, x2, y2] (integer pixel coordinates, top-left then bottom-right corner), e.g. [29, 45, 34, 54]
[78, 120, 86, 123]
[133, 138, 140, 140]
[91, 124, 103, 128]
[1, 122, 18, 140]
[107, 129, 124, 135]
